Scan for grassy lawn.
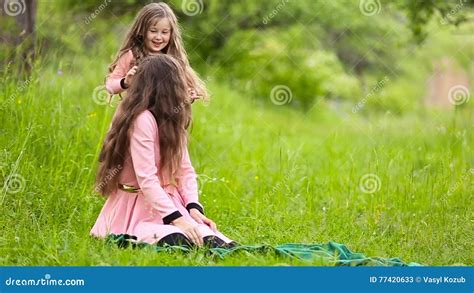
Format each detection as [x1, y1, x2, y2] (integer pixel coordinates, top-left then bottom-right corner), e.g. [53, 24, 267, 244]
[1, 51, 472, 265]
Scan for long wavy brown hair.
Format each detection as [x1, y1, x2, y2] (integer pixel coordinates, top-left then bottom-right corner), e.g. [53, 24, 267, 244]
[96, 55, 192, 195]
[108, 2, 208, 99]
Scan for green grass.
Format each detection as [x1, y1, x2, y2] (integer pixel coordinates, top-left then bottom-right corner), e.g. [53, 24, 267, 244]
[0, 52, 472, 265]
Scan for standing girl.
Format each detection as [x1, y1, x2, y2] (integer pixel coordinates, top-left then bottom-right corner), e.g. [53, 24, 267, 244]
[105, 2, 207, 101]
[92, 55, 235, 248]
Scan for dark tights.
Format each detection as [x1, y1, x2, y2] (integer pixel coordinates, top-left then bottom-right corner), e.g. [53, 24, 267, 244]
[156, 233, 239, 249]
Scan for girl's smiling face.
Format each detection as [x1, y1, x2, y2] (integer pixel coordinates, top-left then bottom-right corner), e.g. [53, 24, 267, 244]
[145, 18, 171, 55]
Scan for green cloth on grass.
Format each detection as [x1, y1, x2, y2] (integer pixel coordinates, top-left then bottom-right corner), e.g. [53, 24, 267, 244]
[105, 234, 421, 266]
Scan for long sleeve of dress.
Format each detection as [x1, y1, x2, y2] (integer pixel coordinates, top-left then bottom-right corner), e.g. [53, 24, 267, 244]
[177, 145, 204, 214]
[130, 111, 182, 224]
[105, 50, 134, 95]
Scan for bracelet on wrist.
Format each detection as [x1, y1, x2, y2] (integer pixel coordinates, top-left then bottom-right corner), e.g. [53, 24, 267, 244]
[120, 78, 129, 89]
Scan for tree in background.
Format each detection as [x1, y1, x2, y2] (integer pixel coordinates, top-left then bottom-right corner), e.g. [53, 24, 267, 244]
[1, 0, 37, 74]
[1, 0, 471, 111]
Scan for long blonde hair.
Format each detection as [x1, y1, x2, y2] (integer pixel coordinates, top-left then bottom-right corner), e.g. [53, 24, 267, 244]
[108, 2, 208, 99]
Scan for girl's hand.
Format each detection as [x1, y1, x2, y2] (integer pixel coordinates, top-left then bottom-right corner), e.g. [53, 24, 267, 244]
[188, 88, 200, 102]
[171, 217, 203, 246]
[125, 66, 138, 87]
[189, 208, 217, 233]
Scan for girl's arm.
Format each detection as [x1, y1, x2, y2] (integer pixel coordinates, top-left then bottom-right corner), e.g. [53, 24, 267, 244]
[105, 50, 134, 95]
[130, 111, 182, 224]
[177, 146, 205, 215]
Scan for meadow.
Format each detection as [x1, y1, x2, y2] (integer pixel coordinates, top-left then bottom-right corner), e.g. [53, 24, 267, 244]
[0, 1, 473, 266]
[1, 60, 472, 265]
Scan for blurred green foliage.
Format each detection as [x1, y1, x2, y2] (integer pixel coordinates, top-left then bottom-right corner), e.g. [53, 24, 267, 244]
[1, 0, 472, 113]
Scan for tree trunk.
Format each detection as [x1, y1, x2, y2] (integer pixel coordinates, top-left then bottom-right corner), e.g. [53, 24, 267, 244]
[0, 0, 37, 74]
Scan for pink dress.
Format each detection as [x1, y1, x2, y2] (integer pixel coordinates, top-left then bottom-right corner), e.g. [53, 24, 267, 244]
[105, 50, 134, 95]
[90, 110, 234, 245]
